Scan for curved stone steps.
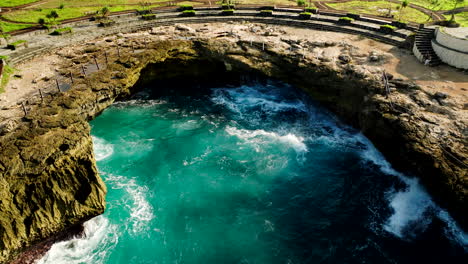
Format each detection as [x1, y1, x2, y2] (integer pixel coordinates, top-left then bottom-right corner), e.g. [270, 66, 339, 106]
[413, 28, 442, 66]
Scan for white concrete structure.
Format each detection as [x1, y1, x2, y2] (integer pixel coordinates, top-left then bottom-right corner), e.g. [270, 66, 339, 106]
[432, 27, 468, 70]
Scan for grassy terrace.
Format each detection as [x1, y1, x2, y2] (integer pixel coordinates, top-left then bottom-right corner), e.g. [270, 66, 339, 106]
[408, 0, 467, 10]
[0, 0, 39, 7]
[3, 4, 162, 23]
[328, 1, 431, 23]
[0, 0, 467, 31]
[0, 21, 34, 32]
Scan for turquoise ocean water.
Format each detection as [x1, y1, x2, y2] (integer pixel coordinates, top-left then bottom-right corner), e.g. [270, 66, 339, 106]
[38, 81, 467, 264]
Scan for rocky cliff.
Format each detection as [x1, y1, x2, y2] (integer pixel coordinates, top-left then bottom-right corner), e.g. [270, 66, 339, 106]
[0, 37, 466, 262]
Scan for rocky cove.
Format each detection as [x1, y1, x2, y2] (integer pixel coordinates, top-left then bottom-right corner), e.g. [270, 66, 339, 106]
[0, 23, 467, 263]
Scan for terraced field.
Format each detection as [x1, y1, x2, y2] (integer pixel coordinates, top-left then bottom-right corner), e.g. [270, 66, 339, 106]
[0, 0, 466, 32]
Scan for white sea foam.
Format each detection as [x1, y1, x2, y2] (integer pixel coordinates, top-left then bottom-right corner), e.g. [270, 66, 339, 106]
[211, 85, 307, 115]
[105, 174, 155, 234]
[183, 147, 213, 166]
[384, 178, 434, 238]
[36, 216, 118, 264]
[438, 210, 468, 250]
[358, 136, 467, 248]
[172, 120, 202, 133]
[92, 137, 114, 161]
[225, 126, 308, 153]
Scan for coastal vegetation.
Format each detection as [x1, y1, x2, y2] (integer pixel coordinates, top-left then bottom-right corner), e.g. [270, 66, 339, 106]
[0, 62, 14, 93]
[0, 0, 38, 7]
[0, 21, 34, 33]
[328, 1, 431, 23]
[0, 0, 466, 32]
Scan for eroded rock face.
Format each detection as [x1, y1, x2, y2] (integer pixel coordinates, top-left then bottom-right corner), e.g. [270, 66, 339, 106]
[0, 39, 466, 262]
[0, 114, 106, 262]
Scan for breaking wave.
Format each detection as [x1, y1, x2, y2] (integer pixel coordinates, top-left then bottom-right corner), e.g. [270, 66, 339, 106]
[37, 216, 118, 264]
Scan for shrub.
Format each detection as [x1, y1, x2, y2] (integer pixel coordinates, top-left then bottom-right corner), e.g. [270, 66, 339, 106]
[46, 10, 59, 22]
[297, 0, 306, 7]
[101, 7, 110, 17]
[38, 18, 47, 28]
[299, 12, 312, 19]
[59, 4, 65, 9]
[179, 5, 194, 11]
[221, 9, 235, 15]
[50, 27, 72, 35]
[305, 7, 318, 14]
[141, 14, 156, 20]
[380, 24, 396, 30]
[338, 17, 354, 23]
[137, 9, 152, 15]
[7, 40, 27, 50]
[260, 10, 273, 16]
[181, 10, 196, 17]
[380, 24, 397, 33]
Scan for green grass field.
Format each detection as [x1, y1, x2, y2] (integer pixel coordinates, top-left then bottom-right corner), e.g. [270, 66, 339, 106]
[0, 21, 34, 32]
[406, 0, 467, 11]
[328, 1, 431, 23]
[1, 0, 466, 28]
[3, 5, 153, 23]
[0, 0, 38, 7]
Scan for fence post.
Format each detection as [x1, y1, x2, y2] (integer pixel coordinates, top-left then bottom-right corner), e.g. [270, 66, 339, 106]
[81, 65, 87, 76]
[39, 89, 43, 102]
[55, 79, 61, 92]
[21, 102, 27, 116]
[94, 56, 100, 70]
[104, 51, 109, 65]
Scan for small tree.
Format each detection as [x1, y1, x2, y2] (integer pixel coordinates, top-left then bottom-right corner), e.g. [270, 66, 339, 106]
[297, 0, 306, 7]
[38, 18, 47, 28]
[46, 10, 59, 23]
[398, 0, 409, 21]
[100, 7, 110, 18]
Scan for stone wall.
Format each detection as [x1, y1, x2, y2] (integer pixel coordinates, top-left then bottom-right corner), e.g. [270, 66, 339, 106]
[432, 27, 468, 69]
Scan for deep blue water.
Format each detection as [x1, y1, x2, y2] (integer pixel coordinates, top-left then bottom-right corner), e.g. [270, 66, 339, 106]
[38, 81, 467, 264]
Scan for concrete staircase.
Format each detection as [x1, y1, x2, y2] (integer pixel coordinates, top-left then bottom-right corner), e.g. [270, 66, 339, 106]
[414, 28, 442, 66]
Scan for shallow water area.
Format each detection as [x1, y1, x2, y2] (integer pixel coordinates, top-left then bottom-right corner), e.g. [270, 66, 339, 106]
[38, 81, 467, 264]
